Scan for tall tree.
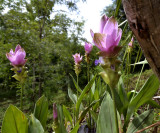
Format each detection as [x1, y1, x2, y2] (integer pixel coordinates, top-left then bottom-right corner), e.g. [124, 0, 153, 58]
[122, 0, 160, 80]
[0, 0, 86, 102]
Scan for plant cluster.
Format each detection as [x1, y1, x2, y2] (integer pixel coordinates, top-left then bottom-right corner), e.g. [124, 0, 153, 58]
[1, 13, 160, 133]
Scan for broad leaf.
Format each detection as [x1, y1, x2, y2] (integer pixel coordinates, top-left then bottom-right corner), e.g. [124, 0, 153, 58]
[63, 105, 73, 127]
[28, 114, 44, 133]
[2, 104, 28, 133]
[118, 77, 129, 117]
[97, 94, 117, 133]
[125, 75, 160, 128]
[57, 105, 67, 133]
[70, 123, 79, 133]
[127, 110, 154, 133]
[68, 87, 77, 104]
[34, 95, 48, 129]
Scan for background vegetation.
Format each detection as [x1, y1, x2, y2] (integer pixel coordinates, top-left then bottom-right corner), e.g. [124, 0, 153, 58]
[0, 0, 159, 132]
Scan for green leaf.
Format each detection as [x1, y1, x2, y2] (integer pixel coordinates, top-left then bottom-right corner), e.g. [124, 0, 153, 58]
[96, 94, 117, 133]
[28, 114, 44, 133]
[125, 75, 160, 128]
[118, 77, 128, 116]
[130, 58, 148, 65]
[34, 95, 48, 129]
[114, 0, 122, 17]
[78, 100, 100, 123]
[70, 74, 82, 93]
[70, 123, 79, 133]
[91, 76, 96, 94]
[68, 87, 77, 104]
[147, 100, 160, 109]
[76, 75, 96, 117]
[63, 105, 73, 127]
[2, 104, 28, 133]
[113, 87, 123, 114]
[57, 105, 67, 133]
[127, 110, 154, 133]
[90, 110, 98, 122]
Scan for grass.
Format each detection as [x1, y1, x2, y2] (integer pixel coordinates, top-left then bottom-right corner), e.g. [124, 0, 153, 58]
[123, 69, 154, 91]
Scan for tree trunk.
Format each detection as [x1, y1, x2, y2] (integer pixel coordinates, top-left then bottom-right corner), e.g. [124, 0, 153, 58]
[122, 0, 160, 80]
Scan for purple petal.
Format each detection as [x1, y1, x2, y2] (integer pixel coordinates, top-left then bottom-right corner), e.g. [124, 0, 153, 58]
[15, 44, 22, 53]
[90, 29, 94, 39]
[104, 30, 117, 51]
[115, 28, 122, 46]
[99, 15, 109, 34]
[9, 49, 14, 55]
[13, 49, 26, 66]
[73, 53, 82, 64]
[103, 17, 118, 35]
[95, 59, 100, 66]
[84, 42, 93, 54]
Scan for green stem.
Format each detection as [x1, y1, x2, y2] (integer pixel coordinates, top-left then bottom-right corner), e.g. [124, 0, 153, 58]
[110, 87, 119, 133]
[87, 63, 92, 129]
[20, 83, 24, 111]
[76, 74, 79, 122]
[87, 64, 90, 82]
[132, 60, 145, 98]
[126, 52, 130, 91]
[77, 74, 79, 96]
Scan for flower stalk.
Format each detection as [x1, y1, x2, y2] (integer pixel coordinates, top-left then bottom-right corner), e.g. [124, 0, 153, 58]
[6, 45, 27, 110]
[91, 15, 122, 132]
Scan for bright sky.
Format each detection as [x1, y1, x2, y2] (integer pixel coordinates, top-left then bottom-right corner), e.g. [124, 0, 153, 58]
[76, 0, 112, 42]
[53, 0, 112, 43]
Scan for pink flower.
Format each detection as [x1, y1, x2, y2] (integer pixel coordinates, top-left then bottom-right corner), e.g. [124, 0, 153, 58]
[6, 44, 27, 67]
[53, 103, 58, 121]
[84, 42, 93, 54]
[90, 15, 122, 57]
[73, 53, 83, 65]
[128, 37, 134, 47]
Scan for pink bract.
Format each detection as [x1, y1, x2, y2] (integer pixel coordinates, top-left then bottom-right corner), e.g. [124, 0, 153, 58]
[84, 42, 93, 54]
[128, 37, 134, 47]
[90, 15, 122, 57]
[73, 53, 83, 65]
[6, 44, 27, 67]
[53, 103, 58, 120]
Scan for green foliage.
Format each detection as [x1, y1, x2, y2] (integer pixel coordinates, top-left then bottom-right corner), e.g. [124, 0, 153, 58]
[76, 75, 96, 118]
[55, 105, 67, 133]
[34, 95, 48, 129]
[63, 105, 73, 127]
[124, 74, 160, 130]
[1, 96, 48, 133]
[70, 123, 79, 133]
[96, 93, 117, 133]
[0, 0, 88, 107]
[28, 114, 44, 133]
[127, 110, 154, 133]
[2, 104, 28, 133]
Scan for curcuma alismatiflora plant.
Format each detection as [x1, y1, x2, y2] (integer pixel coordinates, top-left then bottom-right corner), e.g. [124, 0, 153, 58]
[1, 14, 160, 133]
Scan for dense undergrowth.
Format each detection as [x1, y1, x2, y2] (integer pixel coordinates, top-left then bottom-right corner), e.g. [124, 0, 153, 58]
[1, 69, 159, 132]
